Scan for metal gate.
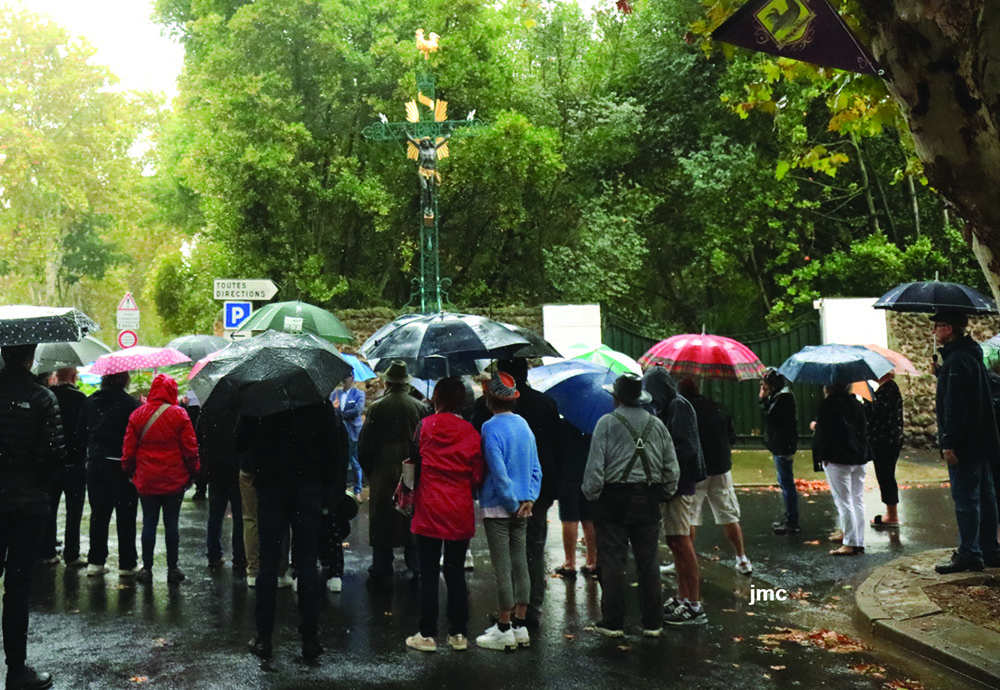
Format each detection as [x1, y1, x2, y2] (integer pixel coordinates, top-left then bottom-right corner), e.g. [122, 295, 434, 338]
[603, 314, 822, 448]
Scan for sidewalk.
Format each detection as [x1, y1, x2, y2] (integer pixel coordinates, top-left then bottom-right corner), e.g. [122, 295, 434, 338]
[855, 548, 1000, 687]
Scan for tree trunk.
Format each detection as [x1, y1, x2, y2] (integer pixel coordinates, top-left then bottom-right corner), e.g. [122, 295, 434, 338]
[858, 1, 1000, 300]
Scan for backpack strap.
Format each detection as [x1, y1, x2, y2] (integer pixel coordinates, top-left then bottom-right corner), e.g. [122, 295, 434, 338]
[611, 412, 657, 484]
[138, 403, 171, 446]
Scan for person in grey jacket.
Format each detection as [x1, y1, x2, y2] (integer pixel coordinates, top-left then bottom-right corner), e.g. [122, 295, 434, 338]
[583, 373, 678, 638]
[0, 343, 65, 690]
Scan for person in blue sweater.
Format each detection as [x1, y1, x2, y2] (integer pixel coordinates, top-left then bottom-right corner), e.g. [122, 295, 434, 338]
[476, 372, 542, 651]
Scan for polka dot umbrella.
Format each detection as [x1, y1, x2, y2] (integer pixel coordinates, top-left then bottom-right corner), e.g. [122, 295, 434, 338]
[0, 305, 99, 346]
[90, 346, 191, 376]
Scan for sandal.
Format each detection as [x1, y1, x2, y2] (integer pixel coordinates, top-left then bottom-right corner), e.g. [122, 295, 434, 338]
[828, 530, 844, 543]
[829, 545, 865, 556]
[871, 515, 900, 528]
[580, 565, 598, 577]
[554, 566, 577, 578]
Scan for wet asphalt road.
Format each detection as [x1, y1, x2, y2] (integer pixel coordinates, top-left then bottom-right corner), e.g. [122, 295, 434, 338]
[24, 474, 979, 689]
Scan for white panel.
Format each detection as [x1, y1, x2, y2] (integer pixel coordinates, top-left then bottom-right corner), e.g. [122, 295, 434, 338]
[813, 298, 888, 346]
[542, 304, 602, 357]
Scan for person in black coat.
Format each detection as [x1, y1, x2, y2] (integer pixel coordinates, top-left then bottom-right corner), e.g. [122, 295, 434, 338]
[759, 368, 800, 534]
[931, 311, 1000, 574]
[237, 401, 348, 661]
[77, 372, 140, 578]
[472, 358, 563, 625]
[43, 367, 88, 567]
[197, 400, 246, 573]
[0, 344, 65, 690]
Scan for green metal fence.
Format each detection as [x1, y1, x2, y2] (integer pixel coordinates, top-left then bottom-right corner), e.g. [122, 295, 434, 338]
[603, 314, 823, 448]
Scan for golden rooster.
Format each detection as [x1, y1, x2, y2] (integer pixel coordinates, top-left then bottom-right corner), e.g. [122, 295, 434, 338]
[415, 29, 440, 59]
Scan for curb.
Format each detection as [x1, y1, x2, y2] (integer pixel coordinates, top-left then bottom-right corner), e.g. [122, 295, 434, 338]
[855, 548, 1000, 687]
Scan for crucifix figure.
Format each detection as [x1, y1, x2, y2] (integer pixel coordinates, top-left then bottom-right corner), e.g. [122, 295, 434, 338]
[363, 29, 485, 313]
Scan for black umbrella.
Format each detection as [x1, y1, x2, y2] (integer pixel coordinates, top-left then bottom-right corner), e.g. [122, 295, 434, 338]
[873, 281, 998, 315]
[361, 312, 529, 379]
[167, 334, 229, 362]
[503, 323, 562, 358]
[188, 330, 352, 417]
[0, 305, 99, 346]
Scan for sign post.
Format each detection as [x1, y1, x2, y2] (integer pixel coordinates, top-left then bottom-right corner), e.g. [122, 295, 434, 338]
[224, 301, 253, 330]
[213, 279, 278, 301]
[116, 292, 140, 337]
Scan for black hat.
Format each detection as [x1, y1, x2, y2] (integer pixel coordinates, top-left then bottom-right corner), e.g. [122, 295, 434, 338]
[929, 311, 969, 330]
[602, 372, 652, 406]
[763, 367, 786, 391]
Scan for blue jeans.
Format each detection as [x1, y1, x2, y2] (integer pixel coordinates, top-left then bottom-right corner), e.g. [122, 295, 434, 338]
[347, 440, 362, 495]
[139, 492, 184, 570]
[948, 458, 1000, 559]
[773, 455, 799, 522]
[206, 478, 245, 566]
[255, 483, 322, 639]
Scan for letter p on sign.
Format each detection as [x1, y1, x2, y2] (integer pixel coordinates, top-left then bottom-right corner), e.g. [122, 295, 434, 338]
[224, 301, 253, 330]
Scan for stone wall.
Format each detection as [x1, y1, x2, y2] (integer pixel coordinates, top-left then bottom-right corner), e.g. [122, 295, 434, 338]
[887, 311, 1000, 448]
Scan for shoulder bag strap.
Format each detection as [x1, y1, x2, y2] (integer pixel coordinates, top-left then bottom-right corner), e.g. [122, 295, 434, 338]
[137, 403, 171, 447]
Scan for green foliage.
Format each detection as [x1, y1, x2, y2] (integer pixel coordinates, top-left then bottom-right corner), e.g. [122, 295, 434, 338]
[149, 236, 235, 335]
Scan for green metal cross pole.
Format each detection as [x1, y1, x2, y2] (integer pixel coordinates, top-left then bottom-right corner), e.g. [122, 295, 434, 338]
[363, 35, 485, 314]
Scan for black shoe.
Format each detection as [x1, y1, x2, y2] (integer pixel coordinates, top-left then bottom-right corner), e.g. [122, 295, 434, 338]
[136, 567, 153, 584]
[167, 568, 186, 583]
[772, 517, 800, 535]
[192, 491, 207, 501]
[248, 636, 272, 659]
[302, 636, 323, 661]
[984, 553, 1000, 568]
[6, 665, 53, 690]
[935, 551, 985, 574]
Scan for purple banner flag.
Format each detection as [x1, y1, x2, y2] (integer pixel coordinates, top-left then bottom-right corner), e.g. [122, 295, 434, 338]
[712, 0, 879, 75]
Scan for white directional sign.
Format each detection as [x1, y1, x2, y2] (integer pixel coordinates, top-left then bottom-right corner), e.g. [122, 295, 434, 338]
[214, 279, 278, 301]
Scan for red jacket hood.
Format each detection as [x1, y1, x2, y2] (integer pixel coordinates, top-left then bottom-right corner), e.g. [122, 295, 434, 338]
[148, 374, 178, 406]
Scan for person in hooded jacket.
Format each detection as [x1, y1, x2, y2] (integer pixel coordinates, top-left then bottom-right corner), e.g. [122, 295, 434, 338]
[404, 378, 486, 653]
[642, 366, 708, 626]
[77, 372, 141, 578]
[122, 374, 200, 584]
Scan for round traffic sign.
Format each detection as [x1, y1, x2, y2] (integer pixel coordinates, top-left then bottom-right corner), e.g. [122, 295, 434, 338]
[118, 330, 138, 349]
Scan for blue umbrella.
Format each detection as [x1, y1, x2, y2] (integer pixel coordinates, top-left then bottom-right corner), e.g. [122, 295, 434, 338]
[778, 344, 894, 386]
[339, 353, 376, 382]
[527, 360, 618, 434]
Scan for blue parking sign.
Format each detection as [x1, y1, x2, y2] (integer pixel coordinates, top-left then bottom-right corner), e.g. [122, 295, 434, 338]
[224, 301, 253, 329]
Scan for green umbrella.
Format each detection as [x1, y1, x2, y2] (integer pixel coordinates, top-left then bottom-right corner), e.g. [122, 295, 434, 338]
[564, 344, 642, 375]
[233, 301, 354, 345]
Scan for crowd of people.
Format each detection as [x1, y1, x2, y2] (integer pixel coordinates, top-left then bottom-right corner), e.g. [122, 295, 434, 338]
[1, 310, 998, 687]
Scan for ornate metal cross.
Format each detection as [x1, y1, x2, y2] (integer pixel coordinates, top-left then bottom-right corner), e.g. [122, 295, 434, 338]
[362, 29, 485, 314]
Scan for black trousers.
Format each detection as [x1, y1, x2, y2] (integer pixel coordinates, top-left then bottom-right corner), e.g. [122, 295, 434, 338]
[87, 459, 138, 570]
[0, 509, 45, 668]
[526, 497, 553, 613]
[871, 443, 901, 506]
[44, 466, 86, 562]
[415, 534, 470, 637]
[594, 486, 662, 631]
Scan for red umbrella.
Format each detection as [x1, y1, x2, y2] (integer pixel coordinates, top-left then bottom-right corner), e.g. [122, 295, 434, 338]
[90, 346, 191, 376]
[639, 334, 765, 381]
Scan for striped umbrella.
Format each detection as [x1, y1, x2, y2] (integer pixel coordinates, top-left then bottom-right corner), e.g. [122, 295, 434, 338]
[639, 334, 765, 381]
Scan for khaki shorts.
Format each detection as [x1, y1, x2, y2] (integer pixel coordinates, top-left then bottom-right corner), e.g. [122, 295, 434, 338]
[690, 471, 741, 526]
[661, 494, 694, 537]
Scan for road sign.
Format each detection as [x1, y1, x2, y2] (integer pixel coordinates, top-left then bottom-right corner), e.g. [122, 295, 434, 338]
[224, 301, 253, 330]
[117, 291, 140, 329]
[118, 330, 138, 349]
[213, 279, 278, 301]
[117, 292, 139, 311]
[117, 311, 140, 329]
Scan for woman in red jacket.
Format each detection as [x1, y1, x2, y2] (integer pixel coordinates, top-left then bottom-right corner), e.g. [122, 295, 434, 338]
[122, 374, 200, 583]
[405, 378, 485, 653]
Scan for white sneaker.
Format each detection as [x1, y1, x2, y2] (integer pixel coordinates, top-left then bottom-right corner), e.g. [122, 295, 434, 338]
[292, 577, 298, 592]
[247, 576, 256, 588]
[512, 626, 530, 647]
[277, 574, 294, 589]
[735, 557, 753, 575]
[464, 552, 474, 570]
[475, 625, 516, 651]
[327, 577, 342, 593]
[86, 564, 107, 577]
[119, 566, 142, 578]
[660, 562, 676, 575]
[447, 634, 468, 651]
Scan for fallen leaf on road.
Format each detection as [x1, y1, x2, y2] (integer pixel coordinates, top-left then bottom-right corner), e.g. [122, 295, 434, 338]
[848, 663, 885, 677]
[803, 540, 820, 545]
[152, 638, 170, 647]
[732, 636, 744, 642]
[564, 634, 575, 640]
[884, 680, 925, 690]
[769, 665, 786, 671]
[129, 677, 148, 684]
[617, 645, 631, 652]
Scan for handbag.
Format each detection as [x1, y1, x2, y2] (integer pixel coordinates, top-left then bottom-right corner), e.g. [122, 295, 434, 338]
[392, 458, 416, 517]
